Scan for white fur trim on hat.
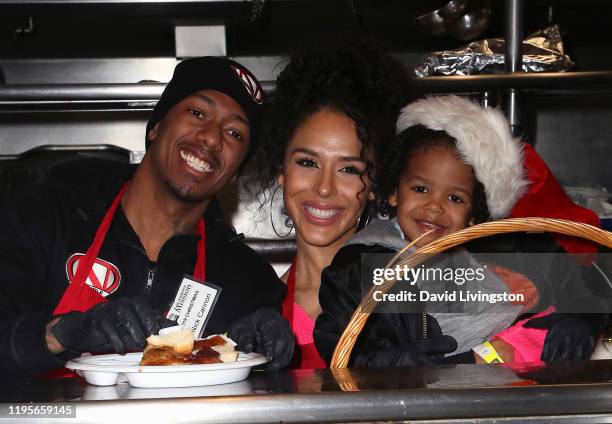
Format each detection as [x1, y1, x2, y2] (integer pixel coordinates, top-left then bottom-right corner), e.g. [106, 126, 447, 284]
[396, 95, 529, 219]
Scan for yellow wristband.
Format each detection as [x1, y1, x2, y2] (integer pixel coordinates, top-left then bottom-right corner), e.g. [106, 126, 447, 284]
[472, 341, 504, 364]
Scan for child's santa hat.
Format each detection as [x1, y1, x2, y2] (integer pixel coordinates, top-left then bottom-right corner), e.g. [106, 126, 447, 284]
[397, 95, 601, 254]
[396, 95, 529, 219]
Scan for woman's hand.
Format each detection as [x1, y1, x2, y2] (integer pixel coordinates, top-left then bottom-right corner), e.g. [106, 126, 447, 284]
[524, 313, 608, 361]
[228, 308, 295, 370]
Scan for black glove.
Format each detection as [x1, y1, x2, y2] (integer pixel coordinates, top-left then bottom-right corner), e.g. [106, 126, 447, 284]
[524, 312, 608, 361]
[355, 314, 457, 367]
[365, 336, 458, 367]
[51, 297, 175, 355]
[228, 308, 294, 371]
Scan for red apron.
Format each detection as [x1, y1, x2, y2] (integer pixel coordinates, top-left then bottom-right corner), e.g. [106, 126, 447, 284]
[48, 182, 205, 377]
[54, 182, 206, 315]
[282, 259, 326, 369]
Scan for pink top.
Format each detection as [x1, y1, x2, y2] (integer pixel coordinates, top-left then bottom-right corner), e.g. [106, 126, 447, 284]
[290, 302, 326, 368]
[491, 306, 555, 364]
[293, 302, 316, 345]
[282, 260, 326, 369]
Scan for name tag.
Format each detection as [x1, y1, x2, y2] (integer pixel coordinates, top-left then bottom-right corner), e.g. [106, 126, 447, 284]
[166, 275, 221, 338]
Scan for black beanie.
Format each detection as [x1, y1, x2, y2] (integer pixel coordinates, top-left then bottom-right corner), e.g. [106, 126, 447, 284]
[145, 56, 264, 153]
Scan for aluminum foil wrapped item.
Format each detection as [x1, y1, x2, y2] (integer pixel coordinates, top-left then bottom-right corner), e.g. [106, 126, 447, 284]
[414, 25, 573, 77]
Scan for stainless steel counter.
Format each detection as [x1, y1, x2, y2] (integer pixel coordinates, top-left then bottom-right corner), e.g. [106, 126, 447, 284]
[2, 361, 612, 423]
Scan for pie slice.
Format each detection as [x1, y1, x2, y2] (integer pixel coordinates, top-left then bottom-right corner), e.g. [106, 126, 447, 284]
[139, 327, 238, 366]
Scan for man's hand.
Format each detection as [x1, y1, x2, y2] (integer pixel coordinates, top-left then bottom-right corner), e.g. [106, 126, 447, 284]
[524, 313, 608, 361]
[45, 317, 64, 354]
[49, 297, 175, 355]
[228, 308, 294, 371]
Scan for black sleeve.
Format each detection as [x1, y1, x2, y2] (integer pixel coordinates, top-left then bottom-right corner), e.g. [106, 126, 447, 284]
[0, 185, 71, 375]
[547, 254, 611, 314]
[231, 239, 287, 313]
[202, 236, 287, 337]
[254, 255, 287, 314]
[468, 233, 611, 321]
[314, 244, 423, 367]
[519, 234, 612, 315]
[547, 249, 611, 340]
[213, 197, 287, 314]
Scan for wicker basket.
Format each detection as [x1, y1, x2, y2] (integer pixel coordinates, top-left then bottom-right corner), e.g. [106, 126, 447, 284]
[330, 217, 612, 369]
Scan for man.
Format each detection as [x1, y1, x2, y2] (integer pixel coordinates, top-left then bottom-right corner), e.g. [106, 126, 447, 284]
[0, 57, 293, 375]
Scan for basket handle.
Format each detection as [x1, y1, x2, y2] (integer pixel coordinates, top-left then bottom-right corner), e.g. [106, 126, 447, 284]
[330, 217, 612, 369]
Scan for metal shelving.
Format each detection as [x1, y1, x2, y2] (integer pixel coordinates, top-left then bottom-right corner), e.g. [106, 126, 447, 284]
[0, 0, 244, 3]
[2, 72, 611, 111]
[412, 71, 612, 94]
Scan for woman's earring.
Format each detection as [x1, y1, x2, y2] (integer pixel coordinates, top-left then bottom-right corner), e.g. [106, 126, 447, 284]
[270, 185, 294, 238]
[357, 200, 375, 231]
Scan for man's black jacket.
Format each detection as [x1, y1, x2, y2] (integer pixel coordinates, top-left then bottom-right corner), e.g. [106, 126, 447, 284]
[0, 159, 285, 375]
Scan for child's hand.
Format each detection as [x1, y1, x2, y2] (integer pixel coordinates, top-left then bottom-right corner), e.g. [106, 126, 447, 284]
[474, 339, 515, 364]
[355, 314, 458, 367]
[363, 336, 458, 367]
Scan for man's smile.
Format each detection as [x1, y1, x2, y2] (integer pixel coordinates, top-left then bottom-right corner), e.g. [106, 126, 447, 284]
[179, 148, 216, 174]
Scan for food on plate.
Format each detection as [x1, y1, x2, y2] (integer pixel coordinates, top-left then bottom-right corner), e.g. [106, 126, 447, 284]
[145, 327, 194, 354]
[194, 335, 239, 363]
[139, 326, 239, 366]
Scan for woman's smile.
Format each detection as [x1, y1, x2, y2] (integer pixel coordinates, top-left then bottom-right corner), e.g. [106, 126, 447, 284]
[301, 202, 345, 225]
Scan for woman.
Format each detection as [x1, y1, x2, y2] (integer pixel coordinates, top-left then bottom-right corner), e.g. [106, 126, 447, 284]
[255, 42, 411, 368]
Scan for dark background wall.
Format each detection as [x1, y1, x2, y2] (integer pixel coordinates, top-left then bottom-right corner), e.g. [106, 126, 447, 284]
[1, 0, 611, 192]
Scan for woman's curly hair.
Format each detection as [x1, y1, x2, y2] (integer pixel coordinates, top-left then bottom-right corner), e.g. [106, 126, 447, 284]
[253, 41, 413, 203]
[377, 125, 491, 224]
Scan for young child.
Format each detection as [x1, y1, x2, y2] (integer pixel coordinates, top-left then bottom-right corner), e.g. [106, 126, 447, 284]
[314, 96, 608, 367]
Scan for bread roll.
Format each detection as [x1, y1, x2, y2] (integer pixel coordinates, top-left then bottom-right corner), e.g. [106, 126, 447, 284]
[145, 326, 194, 355]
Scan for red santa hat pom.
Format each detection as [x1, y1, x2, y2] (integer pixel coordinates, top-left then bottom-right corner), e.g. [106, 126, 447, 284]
[510, 143, 601, 254]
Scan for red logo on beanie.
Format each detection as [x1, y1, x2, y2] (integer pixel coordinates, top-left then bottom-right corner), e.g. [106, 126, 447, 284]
[231, 65, 263, 105]
[66, 253, 121, 297]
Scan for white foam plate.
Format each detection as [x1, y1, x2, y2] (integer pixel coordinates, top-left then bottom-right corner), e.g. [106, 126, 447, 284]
[66, 352, 267, 388]
[82, 380, 254, 400]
